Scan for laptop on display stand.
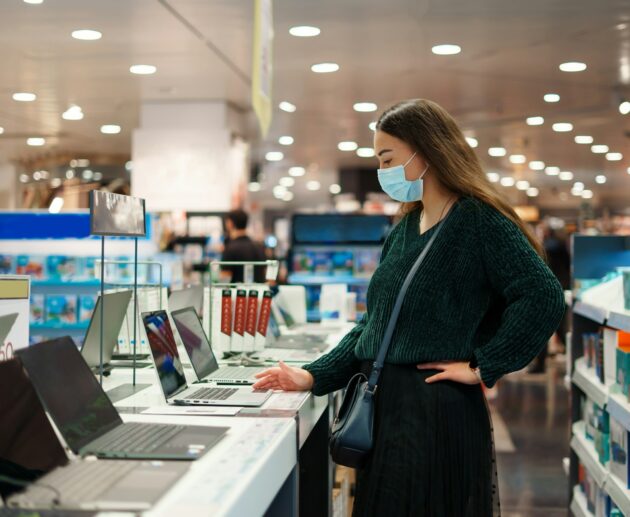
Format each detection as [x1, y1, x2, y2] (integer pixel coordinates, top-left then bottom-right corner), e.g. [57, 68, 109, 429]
[168, 286, 204, 316]
[16, 337, 227, 461]
[142, 310, 271, 407]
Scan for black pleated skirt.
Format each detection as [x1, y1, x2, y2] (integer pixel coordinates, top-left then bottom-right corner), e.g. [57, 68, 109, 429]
[352, 362, 501, 517]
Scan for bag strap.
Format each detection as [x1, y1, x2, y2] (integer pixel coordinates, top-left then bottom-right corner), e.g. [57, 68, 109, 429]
[366, 204, 455, 392]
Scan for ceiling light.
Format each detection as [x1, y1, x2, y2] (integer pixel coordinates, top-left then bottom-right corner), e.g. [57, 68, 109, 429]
[559, 171, 574, 181]
[329, 184, 342, 195]
[486, 172, 500, 183]
[289, 166, 306, 177]
[575, 135, 593, 144]
[0, 127, 4, 134]
[50, 178, 62, 188]
[48, 197, 64, 214]
[19, 174, 29, 183]
[77, 158, 89, 167]
[357, 147, 375, 158]
[338, 141, 358, 151]
[100, 124, 121, 134]
[82, 169, 94, 180]
[39, 170, 49, 179]
[62, 105, 83, 120]
[627, 167, 630, 175]
[282, 191, 294, 202]
[559, 61, 587, 72]
[311, 62, 339, 73]
[620, 101, 630, 115]
[606, 152, 623, 161]
[591, 144, 609, 154]
[571, 188, 583, 197]
[529, 161, 545, 170]
[509, 154, 527, 164]
[265, 151, 284, 161]
[465, 137, 478, 148]
[573, 182, 585, 192]
[129, 64, 157, 75]
[279, 176, 295, 187]
[93, 172, 103, 181]
[278, 136, 294, 145]
[26, 137, 45, 146]
[306, 180, 321, 191]
[431, 44, 461, 55]
[516, 180, 530, 190]
[66, 169, 75, 179]
[545, 166, 560, 176]
[552, 122, 573, 132]
[32, 171, 41, 181]
[279, 101, 296, 113]
[125, 160, 133, 171]
[500, 177, 515, 187]
[249, 183, 263, 193]
[12, 92, 36, 102]
[272, 185, 287, 199]
[23, 0, 44, 4]
[595, 175, 607, 184]
[544, 93, 560, 103]
[582, 190, 594, 199]
[71, 29, 102, 41]
[369, 122, 377, 131]
[353, 102, 377, 113]
[289, 26, 320, 37]
[526, 116, 544, 126]
[488, 147, 507, 157]
[526, 187, 539, 197]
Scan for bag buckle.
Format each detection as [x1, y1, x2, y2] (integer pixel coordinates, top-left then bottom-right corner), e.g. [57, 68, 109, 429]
[365, 384, 377, 395]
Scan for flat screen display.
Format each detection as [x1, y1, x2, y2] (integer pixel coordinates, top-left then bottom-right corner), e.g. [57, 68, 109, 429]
[142, 311, 187, 398]
[292, 214, 390, 245]
[171, 307, 218, 380]
[89, 190, 146, 237]
[16, 337, 122, 454]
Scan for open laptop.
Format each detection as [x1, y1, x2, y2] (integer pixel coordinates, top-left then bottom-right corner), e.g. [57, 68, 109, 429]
[168, 286, 203, 316]
[266, 310, 328, 351]
[16, 337, 227, 461]
[170, 306, 267, 385]
[142, 310, 271, 407]
[1, 358, 189, 511]
[271, 298, 336, 338]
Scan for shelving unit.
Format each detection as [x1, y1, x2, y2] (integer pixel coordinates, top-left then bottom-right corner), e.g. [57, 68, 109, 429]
[570, 485, 593, 517]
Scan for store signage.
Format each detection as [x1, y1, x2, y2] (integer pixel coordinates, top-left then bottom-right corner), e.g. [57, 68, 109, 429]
[89, 190, 146, 237]
[252, 0, 273, 137]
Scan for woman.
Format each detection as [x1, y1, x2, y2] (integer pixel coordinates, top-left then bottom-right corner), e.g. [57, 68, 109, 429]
[253, 99, 565, 516]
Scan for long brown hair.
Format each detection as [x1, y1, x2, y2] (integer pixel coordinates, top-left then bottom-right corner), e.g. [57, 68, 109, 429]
[376, 99, 543, 256]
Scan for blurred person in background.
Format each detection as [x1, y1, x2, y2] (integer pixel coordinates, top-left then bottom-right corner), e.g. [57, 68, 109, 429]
[221, 209, 266, 283]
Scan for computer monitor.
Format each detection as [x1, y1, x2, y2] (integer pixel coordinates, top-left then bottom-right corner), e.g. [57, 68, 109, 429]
[142, 311, 187, 398]
[168, 286, 203, 316]
[170, 307, 219, 380]
[16, 337, 123, 454]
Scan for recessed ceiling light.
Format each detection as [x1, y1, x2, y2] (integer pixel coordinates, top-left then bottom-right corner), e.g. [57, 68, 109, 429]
[23, 0, 44, 4]
[278, 136, 294, 146]
[591, 144, 609, 154]
[306, 180, 321, 191]
[369, 122, 377, 131]
[39, 170, 49, 179]
[529, 161, 545, 170]
[77, 158, 89, 167]
[62, 105, 83, 120]
[282, 191, 294, 202]
[486, 172, 500, 183]
[573, 182, 585, 192]
[545, 166, 560, 176]
[279, 176, 295, 187]
[26, 137, 45, 146]
[50, 177, 62, 187]
[93, 172, 103, 181]
[559, 171, 574, 181]
[0, 127, 4, 134]
[526, 187, 540, 197]
[265, 151, 284, 161]
[32, 171, 41, 181]
[606, 152, 623, 161]
[279, 101, 296, 113]
[353, 102, 377, 113]
[248, 182, 261, 192]
[100, 124, 121, 134]
[552, 122, 573, 132]
[620, 101, 630, 115]
[582, 190, 594, 199]
[544, 93, 560, 103]
[71, 29, 102, 41]
[595, 175, 607, 184]
[627, 167, 630, 175]
[488, 147, 507, 157]
[65, 169, 75, 179]
[559, 61, 587, 72]
[526, 116, 544, 126]
[329, 184, 342, 195]
[516, 180, 530, 190]
[465, 137, 478, 148]
[509, 154, 527, 164]
[129, 64, 157, 75]
[273, 185, 287, 197]
[82, 169, 94, 180]
[500, 177, 515, 187]
[12, 92, 36, 102]
[338, 141, 358, 151]
[311, 62, 339, 73]
[357, 147, 375, 158]
[432, 44, 461, 55]
[574, 135, 593, 144]
[19, 173, 29, 183]
[289, 26, 320, 37]
[289, 166, 306, 177]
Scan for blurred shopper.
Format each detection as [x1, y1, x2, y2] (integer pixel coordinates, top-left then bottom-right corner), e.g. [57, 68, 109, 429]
[221, 209, 266, 283]
[254, 99, 565, 516]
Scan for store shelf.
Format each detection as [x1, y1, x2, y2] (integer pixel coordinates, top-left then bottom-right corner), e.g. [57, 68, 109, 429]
[573, 301, 608, 325]
[607, 311, 630, 333]
[573, 358, 609, 408]
[570, 485, 593, 517]
[607, 391, 630, 432]
[571, 421, 607, 488]
[31, 279, 100, 287]
[30, 322, 89, 331]
[287, 274, 371, 286]
[605, 471, 630, 516]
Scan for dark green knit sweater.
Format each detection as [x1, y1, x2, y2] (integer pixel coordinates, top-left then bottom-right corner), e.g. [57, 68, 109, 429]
[303, 196, 565, 394]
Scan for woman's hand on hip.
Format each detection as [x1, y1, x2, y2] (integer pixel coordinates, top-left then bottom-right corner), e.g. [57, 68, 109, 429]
[252, 361, 314, 391]
[417, 361, 481, 385]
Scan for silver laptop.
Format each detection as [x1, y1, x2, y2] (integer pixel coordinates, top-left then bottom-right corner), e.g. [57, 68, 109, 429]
[171, 306, 267, 385]
[168, 285, 204, 316]
[267, 310, 329, 351]
[142, 310, 271, 407]
[271, 298, 335, 338]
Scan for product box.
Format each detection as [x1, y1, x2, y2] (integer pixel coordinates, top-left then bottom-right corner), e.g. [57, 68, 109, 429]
[331, 251, 353, 277]
[292, 252, 312, 273]
[311, 251, 333, 275]
[78, 295, 97, 324]
[353, 249, 380, 277]
[243, 290, 259, 353]
[594, 332, 605, 383]
[29, 294, 45, 324]
[46, 256, 79, 280]
[0, 255, 14, 275]
[211, 288, 233, 356]
[16, 255, 45, 278]
[594, 486, 610, 517]
[230, 289, 247, 352]
[617, 346, 630, 396]
[45, 295, 77, 324]
[610, 416, 630, 488]
[256, 290, 272, 350]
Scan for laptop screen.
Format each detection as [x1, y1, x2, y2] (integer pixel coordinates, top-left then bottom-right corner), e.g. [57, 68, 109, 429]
[168, 286, 203, 317]
[171, 307, 218, 380]
[142, 311, 187, 398]
[15, 337, 123, 454]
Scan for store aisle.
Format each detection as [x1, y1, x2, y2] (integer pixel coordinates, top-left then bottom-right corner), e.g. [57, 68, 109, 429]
[493, 360, 569, 517]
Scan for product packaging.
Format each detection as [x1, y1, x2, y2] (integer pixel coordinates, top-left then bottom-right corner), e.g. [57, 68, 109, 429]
[78, 295, 97, 324]
[230, 289, 247, 352]
[255, 290, 272, 349]
[45, 295, 77, 324]
[243, 290, 259, 353]
[610, 416, 630, 488]
[30, 294, 45, 324]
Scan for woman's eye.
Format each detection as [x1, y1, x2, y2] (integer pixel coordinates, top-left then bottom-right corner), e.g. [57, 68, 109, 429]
[384, 160, 391, 166]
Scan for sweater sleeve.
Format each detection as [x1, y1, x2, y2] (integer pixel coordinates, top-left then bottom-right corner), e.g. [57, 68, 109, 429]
[473, 204, 566, 388]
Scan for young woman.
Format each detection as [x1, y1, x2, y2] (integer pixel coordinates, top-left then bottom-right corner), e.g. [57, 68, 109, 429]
[253, 99, 565, 516]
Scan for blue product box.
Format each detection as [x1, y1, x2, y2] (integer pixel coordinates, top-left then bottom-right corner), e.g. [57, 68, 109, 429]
[46, 256, 79, 280]
[16, 255, 45, 278]
[45, 295, 77, 324]
[78, 295, 97, 323]
[610, 416, 630, 488]
[0, 255, 14, 274]
[30, 294, 45, 324]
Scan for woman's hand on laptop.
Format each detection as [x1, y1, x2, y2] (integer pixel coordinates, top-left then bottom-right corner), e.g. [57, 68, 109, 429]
[252, 361, 314, 391]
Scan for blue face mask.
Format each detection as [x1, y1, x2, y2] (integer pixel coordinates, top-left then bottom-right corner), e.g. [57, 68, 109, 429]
[377, 152, 429, 202]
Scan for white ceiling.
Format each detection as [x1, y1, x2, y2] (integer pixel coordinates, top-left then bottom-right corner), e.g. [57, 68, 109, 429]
[1, 0, 630, 209]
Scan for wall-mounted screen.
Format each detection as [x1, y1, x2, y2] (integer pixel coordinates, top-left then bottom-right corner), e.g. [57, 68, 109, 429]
[89, 190, 146, 237]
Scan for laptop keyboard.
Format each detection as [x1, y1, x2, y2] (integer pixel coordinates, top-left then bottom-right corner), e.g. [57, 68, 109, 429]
[91, 422, 185, 454]
[186, 387, 238, 400]
[213, 366, 265, 380]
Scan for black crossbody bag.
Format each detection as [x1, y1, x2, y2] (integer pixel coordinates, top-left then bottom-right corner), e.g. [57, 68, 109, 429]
[329, 209, 451, 468]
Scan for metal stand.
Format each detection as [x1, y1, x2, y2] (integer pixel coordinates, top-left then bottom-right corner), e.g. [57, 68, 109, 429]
[99, 236, 105, 385]
[133, 237, 138, 386]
